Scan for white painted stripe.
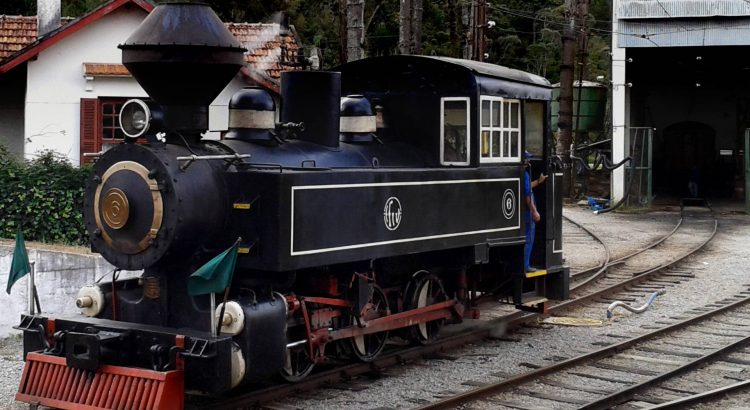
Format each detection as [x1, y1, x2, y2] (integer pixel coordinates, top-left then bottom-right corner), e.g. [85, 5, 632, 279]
[290, 178, 521, 256]
[292, 178, 517, 191]
[340, 116, 376, 133]
[229, 109, 275, 129]
[290, 227, 520, 256]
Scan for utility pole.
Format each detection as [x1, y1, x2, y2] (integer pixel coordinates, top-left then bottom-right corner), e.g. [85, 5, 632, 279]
[468, 0, 487, 61]
[557, 0, 577, 197]
[462, 0, 473, 59]
[346, 0, 365, 61]
[411, 0, 424, 54]
[399, 0, 412, 54]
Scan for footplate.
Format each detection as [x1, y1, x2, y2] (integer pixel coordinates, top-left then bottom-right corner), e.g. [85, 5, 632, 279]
[16, 352, 183, 410]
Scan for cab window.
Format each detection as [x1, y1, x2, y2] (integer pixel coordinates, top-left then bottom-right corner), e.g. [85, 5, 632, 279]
[479, 96, 521, 163]
[440, 97, 470, 165]
[524, 101, 545, 156]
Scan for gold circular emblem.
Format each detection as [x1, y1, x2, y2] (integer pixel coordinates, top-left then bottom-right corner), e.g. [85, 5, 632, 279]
[102, 188, 129, 229]
[93, 161, 164, 254]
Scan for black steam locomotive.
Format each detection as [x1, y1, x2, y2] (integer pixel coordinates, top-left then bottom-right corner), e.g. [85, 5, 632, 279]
[15, 3, 568, 405]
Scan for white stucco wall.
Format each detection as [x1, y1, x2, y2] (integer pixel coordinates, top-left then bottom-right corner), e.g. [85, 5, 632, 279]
[0, 107, 25, 157]
[24, 7, 149, 163]
[0, 67, 27, 158]
[22, 6, 254, 163]
[0, 242, 140, 337]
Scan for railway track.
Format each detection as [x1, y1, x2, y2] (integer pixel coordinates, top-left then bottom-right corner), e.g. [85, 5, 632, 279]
[195, 203, 719, 409]
[416, 290, 750, 409]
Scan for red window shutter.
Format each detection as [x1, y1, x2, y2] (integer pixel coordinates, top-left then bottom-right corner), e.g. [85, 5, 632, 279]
[80, 98, 101, 165]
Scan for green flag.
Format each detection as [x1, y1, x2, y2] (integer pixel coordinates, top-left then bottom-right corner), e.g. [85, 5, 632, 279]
[187, 239, 240, 296]
[6, 228, 30, 294]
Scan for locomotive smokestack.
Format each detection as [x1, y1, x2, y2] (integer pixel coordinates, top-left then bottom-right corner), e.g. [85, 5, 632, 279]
[119, 2, 246, 135]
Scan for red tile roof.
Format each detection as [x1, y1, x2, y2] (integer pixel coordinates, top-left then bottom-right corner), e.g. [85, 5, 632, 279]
[0, 16, 34, 60]
[0, 5, 303, 93]
[226, 22, 302, 81]
[0, 16, 75, 60]
[0, 0, 153, 74]
[83, 62, 130, 76]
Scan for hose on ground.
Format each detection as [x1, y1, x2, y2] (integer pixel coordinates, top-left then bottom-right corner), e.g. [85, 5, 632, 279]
[606, 290, 666, 319]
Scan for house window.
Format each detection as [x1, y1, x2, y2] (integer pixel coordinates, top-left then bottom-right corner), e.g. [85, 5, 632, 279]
[80, 97, 129, 164]
[440, 97, 470, 166]
[101, 99, 127, 144]
[480, 97, 521, 163]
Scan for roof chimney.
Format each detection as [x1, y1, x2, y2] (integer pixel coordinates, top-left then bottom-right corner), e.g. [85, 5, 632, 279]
[37, 0, 61, 38]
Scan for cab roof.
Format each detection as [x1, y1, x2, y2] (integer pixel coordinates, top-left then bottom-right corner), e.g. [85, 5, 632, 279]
[338, 55, 552, 101]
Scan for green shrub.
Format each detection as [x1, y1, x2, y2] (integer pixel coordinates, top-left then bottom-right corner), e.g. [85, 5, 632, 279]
[0, 146, 90, 245]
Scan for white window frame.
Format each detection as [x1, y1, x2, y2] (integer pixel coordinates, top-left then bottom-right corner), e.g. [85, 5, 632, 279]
[440, 97, 471, 166]
[479, 96, 522, 163]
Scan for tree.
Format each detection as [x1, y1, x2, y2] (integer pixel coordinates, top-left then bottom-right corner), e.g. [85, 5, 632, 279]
[398, 0, 412, 54]
[346, 0, 365, 61]
[410, 0, 423, 53]
[0, 0, 35, 15]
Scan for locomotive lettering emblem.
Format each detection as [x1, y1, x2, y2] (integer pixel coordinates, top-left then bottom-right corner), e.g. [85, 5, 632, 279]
[383, 197, 403, 231]
[502, 189, 516, 219]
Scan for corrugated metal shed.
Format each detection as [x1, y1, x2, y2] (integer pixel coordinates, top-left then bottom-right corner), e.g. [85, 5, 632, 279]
[619, 18, 750, 47]
[619, 0, 750, 19]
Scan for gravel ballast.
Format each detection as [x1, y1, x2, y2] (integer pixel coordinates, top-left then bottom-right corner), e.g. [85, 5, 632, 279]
[1, 201, 748, 409]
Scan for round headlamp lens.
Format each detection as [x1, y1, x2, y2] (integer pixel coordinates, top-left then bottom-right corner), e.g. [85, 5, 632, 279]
[131, 110, 147, 130]
[119, 99, 151, 138]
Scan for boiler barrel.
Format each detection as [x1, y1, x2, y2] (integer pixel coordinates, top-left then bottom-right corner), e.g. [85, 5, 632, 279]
[281, 71, 341, 148]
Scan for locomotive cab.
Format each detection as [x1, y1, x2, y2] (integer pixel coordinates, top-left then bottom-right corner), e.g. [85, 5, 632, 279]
[339, 56, 568, 310]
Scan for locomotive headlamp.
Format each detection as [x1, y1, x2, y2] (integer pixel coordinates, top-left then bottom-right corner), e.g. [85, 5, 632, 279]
[119, 99, 162, 139]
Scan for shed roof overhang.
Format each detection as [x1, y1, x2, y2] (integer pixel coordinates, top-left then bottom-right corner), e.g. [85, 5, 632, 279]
[618, 18, 750, 48]
[618, 0, 750, 20]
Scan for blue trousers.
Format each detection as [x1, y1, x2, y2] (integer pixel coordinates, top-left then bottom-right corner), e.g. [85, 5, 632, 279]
[524, 219, 535, 271]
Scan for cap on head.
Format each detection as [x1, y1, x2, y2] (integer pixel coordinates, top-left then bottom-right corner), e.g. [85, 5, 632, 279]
[523, 150, 533, 160]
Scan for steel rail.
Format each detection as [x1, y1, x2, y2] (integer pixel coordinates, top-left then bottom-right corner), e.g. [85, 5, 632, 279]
[566, 209, 684, 285]
[415, 292, 750, 410]
[201, 210, 716, 410]
[564, 214, 612, 284]
[646, 379, 750, 409]
[415, 210, 718, 410]
[580, 332, 750, 410]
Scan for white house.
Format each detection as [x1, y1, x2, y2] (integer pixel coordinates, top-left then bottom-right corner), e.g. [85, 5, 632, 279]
[0, 0, 301, 165]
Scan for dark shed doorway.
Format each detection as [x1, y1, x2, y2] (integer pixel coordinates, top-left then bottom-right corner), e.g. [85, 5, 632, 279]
[655, 121, 716, 197]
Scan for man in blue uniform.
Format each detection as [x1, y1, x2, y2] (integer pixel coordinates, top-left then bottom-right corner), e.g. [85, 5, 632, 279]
[523, 151, 546, 272]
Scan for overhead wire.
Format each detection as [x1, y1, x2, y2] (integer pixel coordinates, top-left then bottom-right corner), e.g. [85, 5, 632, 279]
[488, 2, 750, 45]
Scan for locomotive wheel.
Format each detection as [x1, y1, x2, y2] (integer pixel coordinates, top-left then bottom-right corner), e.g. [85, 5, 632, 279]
[279, 344, 315, 383]
[348, 285, 389, 362]
[405, 272, 448, 344]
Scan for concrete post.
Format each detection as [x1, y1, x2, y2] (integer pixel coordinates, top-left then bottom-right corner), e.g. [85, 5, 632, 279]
[611, 0, 628, 202]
